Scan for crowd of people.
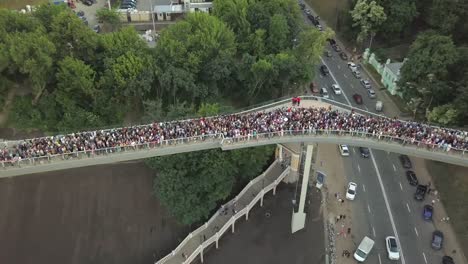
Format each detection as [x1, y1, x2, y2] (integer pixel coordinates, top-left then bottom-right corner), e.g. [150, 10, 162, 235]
[1, 105, 468, 165]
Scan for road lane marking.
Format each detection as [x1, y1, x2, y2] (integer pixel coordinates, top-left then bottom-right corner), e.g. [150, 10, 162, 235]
[378, 254, 382, 264]
[362, 184, 366, 192]
[350, 83, 354, 89]
[344, 74, 348, 78]
[364, 105, 369, 111]
[414, 227, 419, 236]
[372, 226, 376, 237]
[422, 252, 428, 264]
[353, 148, 356, 153]
[393, 164, 397, 171]
[406, 203, 411, 213]
[369, 150, 406, 264]
[399, 182, 403, 190]
[357, 164, 361, 172]
[320, 58, 352, 105]
[337, 65, 341, 69]
[367, 204, 371, 213]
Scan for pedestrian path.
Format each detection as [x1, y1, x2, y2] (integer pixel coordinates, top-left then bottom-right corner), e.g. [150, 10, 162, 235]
[156, 160, 290, 264]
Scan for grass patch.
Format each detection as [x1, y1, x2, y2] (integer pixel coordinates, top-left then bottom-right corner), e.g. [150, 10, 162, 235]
[426, 160, 468, 256]
[0, 0, 47, 9]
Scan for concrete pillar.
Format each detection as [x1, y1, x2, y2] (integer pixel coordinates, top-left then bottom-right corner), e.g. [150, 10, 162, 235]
[276, 144, 283, 161]
[260, 190, 264, 207]
[290, 153, 300, 172]
[291, 144, 314, 233]
[273, 184, 277, 195]
[246, 210, 249, 220]
[200, 247, 204, 263]
[231, 220, 235, 233]
[215, 233, 219, 249]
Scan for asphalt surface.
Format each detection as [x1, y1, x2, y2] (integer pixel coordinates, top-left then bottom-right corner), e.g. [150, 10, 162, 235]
[301, 4, 447, 264]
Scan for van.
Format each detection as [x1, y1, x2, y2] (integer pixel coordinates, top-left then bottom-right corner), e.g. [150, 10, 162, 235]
[320, 87, 329, 98]
[376, 101, 383, 112]
[354, 236, 375, 262]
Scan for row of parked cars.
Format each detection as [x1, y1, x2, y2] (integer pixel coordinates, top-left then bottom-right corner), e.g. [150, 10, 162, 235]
[339, 146, 454, 262]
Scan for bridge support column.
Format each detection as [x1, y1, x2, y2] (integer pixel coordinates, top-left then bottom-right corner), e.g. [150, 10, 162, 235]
[283, 152, 300, 183]
[200, 247, 204, 263]
[291, 144, 314, 234]
[275, 144, 283, 162]
[246, 210, 249, 220]
[231, 220, 235, 233]
[260, 189, 264, 207]
[215, 233, 219, 249]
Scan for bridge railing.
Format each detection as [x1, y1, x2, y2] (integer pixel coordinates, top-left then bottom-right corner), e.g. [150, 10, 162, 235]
[2, 128, 467, 171]
[154, 161, 290, 264]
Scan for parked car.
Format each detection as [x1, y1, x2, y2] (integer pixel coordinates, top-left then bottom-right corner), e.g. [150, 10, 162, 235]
[346, 182, 357, 200]
[320, 87, 329, 98]
[385, 236, 400, 260]
[414, 184, 428, 201]
[352, 69, 361, 78]
[339, 144, 350, 156]
[442, 256, 455, 264]
[299, 3, 305, 9]
[399, 155, 412, 169]
[324, 50, 332, 57]
[431, 231, 444, 250]
[348, 62, 358, 71]
[328, 38, 336, 45]
[340, 52, 348, 60]
[423, 205, 433, 221]
[406, 170, 418, 186]
[77, 10, 85, 17]
[320, 65, 329, 76]
[310, 82, 319, 94]
[316, 24, 323, 31]
[367, 89, 376, 98]
[359, 147, 370, 158]
[361, 79, 371, 89]
[93, 24, 101, 33]
[331, 84, 342, 95]
[332, 44, 341, 52]
[83, 0, 93, 6]
[353, 93, 363, 104]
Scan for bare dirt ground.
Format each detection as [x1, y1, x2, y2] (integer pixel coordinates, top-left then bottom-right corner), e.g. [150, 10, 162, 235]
[0, 161, 189, 264]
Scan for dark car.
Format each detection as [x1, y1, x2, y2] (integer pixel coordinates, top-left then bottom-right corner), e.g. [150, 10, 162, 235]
[359, 147, 370, 158]
[431, 230, 444, 250]
[406, 170, 418, 186]
[320, 65, 329, 76]
[299, 3, 305, 9]
[328, 38, 336, 45]
[332, 44, 341, 52]
[340, 52, 348, 60]
[83, 0, 93, 6]
[414, 184, 428, 201]
[423, 205, 433, 221]
[353, 93, 363, 104]
[442, 256, 455, 264]
[399, 155, 412, 169]
[307, 14, 316, 23]
[77, 10, 85, 17]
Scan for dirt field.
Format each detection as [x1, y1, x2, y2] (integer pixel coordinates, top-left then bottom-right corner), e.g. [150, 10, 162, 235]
[0, 161, 189, 264]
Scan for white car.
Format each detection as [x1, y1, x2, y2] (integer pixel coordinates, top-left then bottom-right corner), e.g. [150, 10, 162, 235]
[331, 84, 342, 95]
[348, 62, 357, 71]
[339, 144, 350, 156]
[367, 89, 376, 98]
[346, 182, 357, 200]
[385, 236, 400, 260]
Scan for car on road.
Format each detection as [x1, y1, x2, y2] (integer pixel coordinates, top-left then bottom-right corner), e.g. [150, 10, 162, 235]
[367, 89, 376, 98]
[320, 65, 329, 76]
[346, 182, 357, 200]
[360, 79, 371, 89]
[353, 93, 363, 104]
[406, 170, 418, 186]
[328, 38, 336, 45]
[399, 155, 412, 169]
[299, 2, 305, 9]
[310, 82, 319, 94]
[324, 50, 332, 57]
[332, 44, 341, 52]
[316, 24, 323, 31]
[414, 184, 428, 201]
[443, 256, 455, 264]
[83, 0, 93, 6]
[431, 230, 444, 250]
[423, 205, 433, 221]
[77, 10, 85, 17]
[320, 87, 329, 98]
[348, 62, 357, 71]
[385, 236, 400, 260]
[93, 24, 101, 33]
[339, 144, 350, 156]
[359, 147, 370, 158]
[331, 84, 342, 95]
[354, 236, 375, 262]
[340, 52, 348, 60]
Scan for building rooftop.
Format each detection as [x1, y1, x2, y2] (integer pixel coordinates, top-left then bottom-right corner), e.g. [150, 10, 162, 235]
[386, 62, 403, 76]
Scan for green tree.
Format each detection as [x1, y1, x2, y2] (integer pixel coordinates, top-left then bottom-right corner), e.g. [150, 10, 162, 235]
[427, 104, 459, 126]
[95, 8, 121, 31]
[267, 14, 289, 53]
[399, 31, 457, 102]
[427, 0, 462, 35]
[350, 0, 387, 46]
[375, 0, 418, 37]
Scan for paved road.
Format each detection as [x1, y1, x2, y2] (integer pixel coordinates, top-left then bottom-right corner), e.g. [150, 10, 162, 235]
[301, 4, 446, 264]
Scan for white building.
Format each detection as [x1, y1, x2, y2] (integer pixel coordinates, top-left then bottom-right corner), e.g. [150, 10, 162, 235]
[153, 0, 212, 21]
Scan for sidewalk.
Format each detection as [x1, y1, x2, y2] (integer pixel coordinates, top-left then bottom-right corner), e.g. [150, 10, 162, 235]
[411, 157, 467, 264]
[316, 143, 357, 264]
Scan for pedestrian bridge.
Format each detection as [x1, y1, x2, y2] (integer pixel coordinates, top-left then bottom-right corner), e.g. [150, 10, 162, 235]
[1, 96, 467, 178]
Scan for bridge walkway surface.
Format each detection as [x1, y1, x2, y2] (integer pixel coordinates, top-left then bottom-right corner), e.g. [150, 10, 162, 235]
[1, 96, 468, 178]
[156, 160, 288, 264]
